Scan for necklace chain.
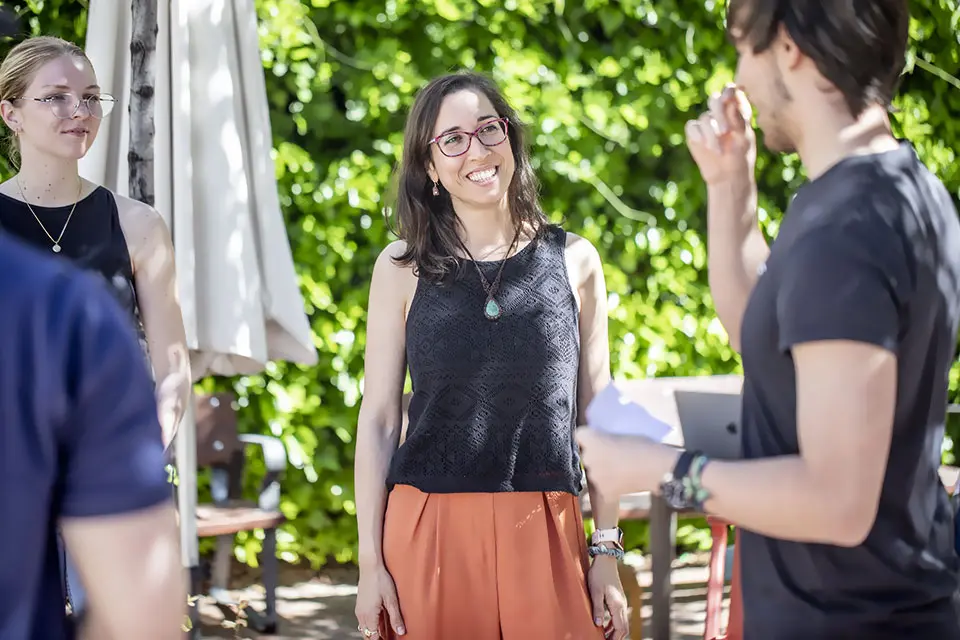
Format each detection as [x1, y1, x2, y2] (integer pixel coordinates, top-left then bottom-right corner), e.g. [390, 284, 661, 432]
[456, 227, 522, 320]
[15, 176, 83, 253]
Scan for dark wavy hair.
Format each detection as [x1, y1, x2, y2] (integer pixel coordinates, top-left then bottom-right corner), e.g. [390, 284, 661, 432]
[388, 71, 547, 282]
[726, 0, 909, 116]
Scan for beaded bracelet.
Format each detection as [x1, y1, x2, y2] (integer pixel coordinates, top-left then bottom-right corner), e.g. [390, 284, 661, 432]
[587, 544, 625, 561]
[688, 454, 712, 512]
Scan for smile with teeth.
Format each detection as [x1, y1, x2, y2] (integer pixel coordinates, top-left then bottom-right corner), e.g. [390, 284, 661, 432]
[467, 167, 498, 184]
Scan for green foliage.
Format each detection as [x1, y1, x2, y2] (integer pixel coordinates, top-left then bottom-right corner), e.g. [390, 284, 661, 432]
[15, 0, 960, 560]
[252, 0, 960, 560]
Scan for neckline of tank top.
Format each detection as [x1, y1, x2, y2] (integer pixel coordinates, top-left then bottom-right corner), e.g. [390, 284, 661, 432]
[455, 228, 551, 265]
[0, 185, 105, 211]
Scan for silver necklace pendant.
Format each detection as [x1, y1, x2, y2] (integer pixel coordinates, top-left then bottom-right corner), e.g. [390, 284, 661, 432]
[484, 297, 502, 320]
[52, 244, 61, 253]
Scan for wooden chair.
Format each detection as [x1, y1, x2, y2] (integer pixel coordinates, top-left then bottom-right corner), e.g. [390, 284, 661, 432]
[191, 392, 288, 634]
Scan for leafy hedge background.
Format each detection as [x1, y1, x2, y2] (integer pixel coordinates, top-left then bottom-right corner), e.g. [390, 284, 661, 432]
[6, 0, 959, 565]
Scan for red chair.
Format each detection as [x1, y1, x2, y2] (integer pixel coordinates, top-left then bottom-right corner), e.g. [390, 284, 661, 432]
[704, 518, 741, 640]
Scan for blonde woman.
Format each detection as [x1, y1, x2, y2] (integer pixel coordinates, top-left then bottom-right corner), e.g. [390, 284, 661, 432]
[0, 35, 190, 623]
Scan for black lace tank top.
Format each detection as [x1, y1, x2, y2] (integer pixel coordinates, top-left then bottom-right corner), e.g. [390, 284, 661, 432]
[0, 187, 148, 352]
[387, 224, 583, 495]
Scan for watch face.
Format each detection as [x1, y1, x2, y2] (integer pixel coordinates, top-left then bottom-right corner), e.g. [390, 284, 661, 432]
[592, 528, 624, 546]
[660, 480, 688, 510]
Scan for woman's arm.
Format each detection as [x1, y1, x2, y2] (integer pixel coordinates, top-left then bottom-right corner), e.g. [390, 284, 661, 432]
[120, 198, 190, 449]
[355, 243, 411, 568]
[568, 233, 629, 637]
[567, 234, 618, 531]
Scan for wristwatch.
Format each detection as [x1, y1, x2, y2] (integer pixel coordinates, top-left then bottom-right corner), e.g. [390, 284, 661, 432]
[659, 449, 698, 510]
[591, 527, 624, 549]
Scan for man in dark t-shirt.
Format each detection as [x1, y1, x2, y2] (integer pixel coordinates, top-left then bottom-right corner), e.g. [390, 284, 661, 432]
[728, 141, 960, 637]
[0, 234, 184, 639]
[576, 1, 960, 638]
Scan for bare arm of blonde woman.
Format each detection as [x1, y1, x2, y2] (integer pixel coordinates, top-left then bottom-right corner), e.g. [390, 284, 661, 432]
[566, 233, 629, 639]
[117, 196, 191, 449]
[354, 241, 415, 637]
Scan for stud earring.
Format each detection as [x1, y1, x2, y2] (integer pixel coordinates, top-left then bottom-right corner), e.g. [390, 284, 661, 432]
[432, 180, 440, 196]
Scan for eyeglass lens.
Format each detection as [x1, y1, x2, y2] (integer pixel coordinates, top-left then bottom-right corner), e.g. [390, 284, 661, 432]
[47, 93, 115, 119]
[438, 120, 507, 156]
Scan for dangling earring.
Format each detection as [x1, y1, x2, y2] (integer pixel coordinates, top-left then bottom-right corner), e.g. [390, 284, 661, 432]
[432, 180, 440, 196]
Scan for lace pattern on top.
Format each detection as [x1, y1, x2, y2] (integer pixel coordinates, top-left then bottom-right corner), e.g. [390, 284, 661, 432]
[387, 225, 583, 494]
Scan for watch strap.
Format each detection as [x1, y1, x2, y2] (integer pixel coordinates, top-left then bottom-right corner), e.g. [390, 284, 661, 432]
[670, 449, 698, 482]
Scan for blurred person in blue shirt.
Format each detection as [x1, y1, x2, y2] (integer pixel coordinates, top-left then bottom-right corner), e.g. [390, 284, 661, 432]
[0, 233, 185, 639]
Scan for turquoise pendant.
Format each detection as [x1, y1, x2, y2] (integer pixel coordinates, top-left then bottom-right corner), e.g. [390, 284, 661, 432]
[484, 298, 502, 320]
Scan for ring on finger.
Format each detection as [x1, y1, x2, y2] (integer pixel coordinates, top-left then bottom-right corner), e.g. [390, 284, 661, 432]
[358, 624, 378, 637]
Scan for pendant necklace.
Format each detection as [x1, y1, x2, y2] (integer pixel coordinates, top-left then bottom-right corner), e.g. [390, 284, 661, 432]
[16, 176, 82, 253]
[456, 227, 522, 321]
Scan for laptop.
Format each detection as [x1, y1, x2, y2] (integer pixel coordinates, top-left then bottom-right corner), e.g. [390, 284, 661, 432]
[673, 390, 743, 460]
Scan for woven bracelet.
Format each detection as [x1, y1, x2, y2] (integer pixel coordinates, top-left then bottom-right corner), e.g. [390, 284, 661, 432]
[587, 544, 625, 561]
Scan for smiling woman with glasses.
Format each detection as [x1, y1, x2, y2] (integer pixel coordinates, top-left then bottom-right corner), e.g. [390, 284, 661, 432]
[352, 71, 630, 640]
[0, 35, 190, 632]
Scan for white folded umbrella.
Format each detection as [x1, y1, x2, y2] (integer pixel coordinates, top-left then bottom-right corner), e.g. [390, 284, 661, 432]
[80, 0, 317, 570]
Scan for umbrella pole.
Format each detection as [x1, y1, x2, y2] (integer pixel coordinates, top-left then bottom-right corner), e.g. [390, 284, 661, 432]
[130, 0, 202, 621]
[176, 398, 200, 635]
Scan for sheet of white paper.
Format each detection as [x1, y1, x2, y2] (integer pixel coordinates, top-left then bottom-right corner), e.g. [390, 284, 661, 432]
[585, 382, 674, 442]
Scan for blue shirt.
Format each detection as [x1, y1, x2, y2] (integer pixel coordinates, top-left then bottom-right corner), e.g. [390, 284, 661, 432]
[0, 235, 171, 639]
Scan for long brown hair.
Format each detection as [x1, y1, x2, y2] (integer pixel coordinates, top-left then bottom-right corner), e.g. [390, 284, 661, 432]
[388, 71, 547, 282]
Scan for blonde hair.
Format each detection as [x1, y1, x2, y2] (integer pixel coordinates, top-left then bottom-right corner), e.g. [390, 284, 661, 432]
[0, 36, 91, 165]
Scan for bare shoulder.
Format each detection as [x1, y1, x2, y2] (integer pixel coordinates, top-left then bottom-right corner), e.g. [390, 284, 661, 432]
[368, 240, 420, 325]
[111, 193, 172, 273]
[372, 239, 418, 295]
[564, 231, 600, 259]
[562, 231, 603, 284]
[113, 192, 170, 247]
[377, 239, 410, 264]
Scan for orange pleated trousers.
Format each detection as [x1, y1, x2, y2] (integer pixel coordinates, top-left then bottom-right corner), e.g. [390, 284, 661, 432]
[378, 484, 606, 640]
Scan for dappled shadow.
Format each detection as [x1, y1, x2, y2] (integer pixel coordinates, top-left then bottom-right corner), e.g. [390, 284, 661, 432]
[197, 560, 726, 639]
[197, 561, 361, 639]
[639, 579, 730, 640]
[198, 587, 362, 639]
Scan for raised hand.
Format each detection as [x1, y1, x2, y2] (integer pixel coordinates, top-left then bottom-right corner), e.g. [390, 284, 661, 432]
[685, 84, 757, 187]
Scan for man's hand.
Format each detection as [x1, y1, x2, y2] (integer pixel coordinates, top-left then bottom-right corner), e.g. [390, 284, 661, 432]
[685, 84, 757, 187]
[577, 428, 677, 500]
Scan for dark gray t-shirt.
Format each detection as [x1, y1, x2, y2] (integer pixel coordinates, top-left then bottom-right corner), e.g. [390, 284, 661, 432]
[738, 142, 960, 639]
